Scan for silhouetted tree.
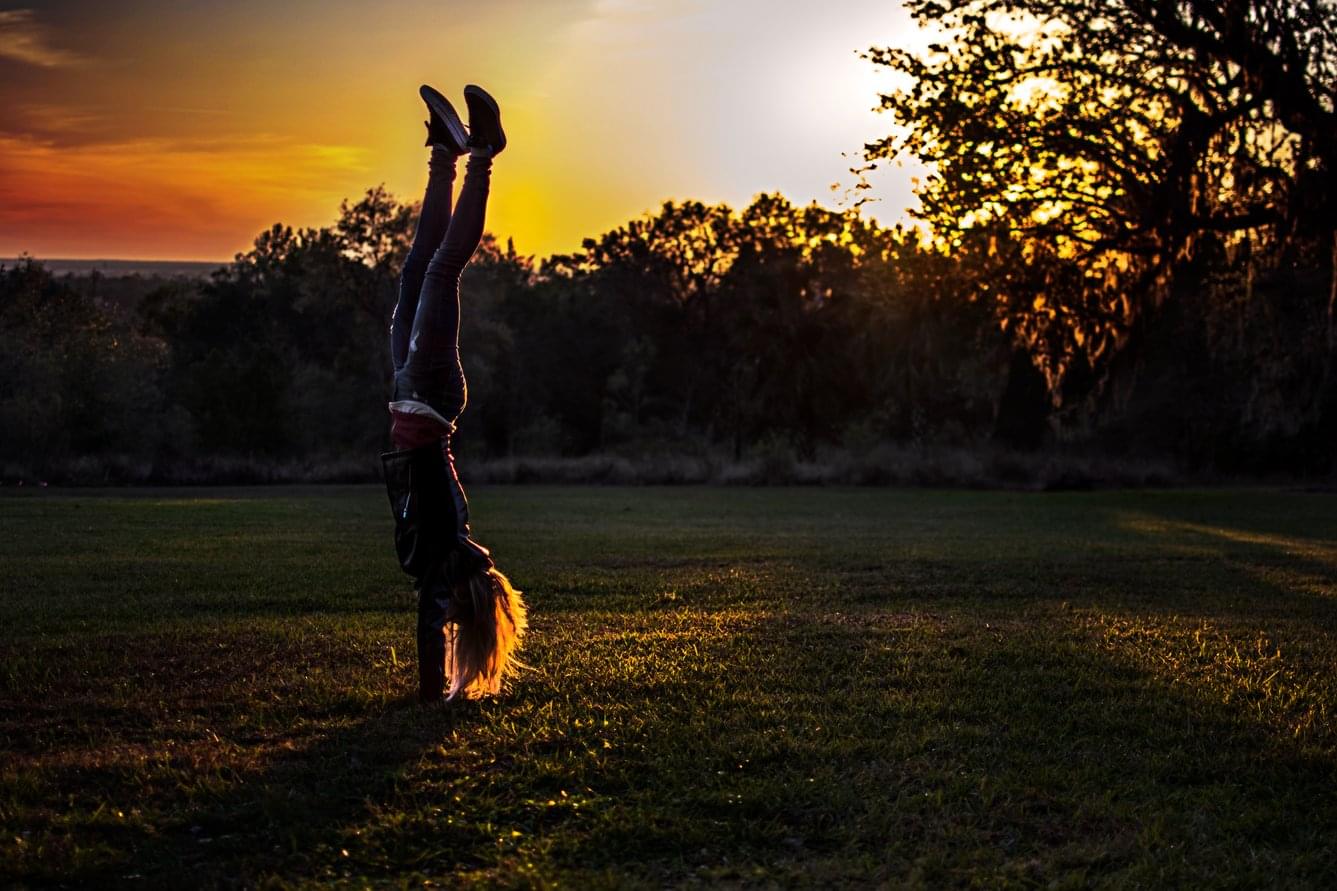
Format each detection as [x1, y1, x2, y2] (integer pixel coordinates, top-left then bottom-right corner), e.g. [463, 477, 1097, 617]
[1, 259, 172, 472]
[866, 0, 1336, 461]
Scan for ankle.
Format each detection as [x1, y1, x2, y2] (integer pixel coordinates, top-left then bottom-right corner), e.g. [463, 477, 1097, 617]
[430, 144, 460, 163]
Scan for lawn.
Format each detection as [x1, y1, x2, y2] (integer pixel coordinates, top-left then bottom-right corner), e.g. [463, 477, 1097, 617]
[2, 485, 1336, 888]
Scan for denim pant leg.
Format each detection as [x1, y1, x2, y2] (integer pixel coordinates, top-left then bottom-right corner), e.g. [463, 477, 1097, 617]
[393, 153, 492, 420]
[390, 147, 457, 376]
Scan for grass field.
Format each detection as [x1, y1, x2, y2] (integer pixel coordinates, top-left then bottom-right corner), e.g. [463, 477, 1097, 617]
[3, 485, 1336, 888]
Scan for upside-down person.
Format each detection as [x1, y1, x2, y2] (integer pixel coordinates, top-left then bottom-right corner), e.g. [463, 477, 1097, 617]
[382, 83, 526, 703]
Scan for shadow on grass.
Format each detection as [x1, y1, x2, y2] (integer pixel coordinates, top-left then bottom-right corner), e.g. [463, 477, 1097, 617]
[1128, 513, 1337, 611]
[8, 678, 507, 886]
[31, 601, 1330, 887]
[530, 605, 1337, 886]
[156, 698, 503, 885]
[5, 489, 1337, 886]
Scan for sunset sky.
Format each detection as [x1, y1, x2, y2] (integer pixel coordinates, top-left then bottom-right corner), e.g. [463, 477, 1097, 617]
[0, 0, 923, 261]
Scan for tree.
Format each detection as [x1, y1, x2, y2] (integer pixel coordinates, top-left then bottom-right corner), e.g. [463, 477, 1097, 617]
[1, 259, 171, 471]
[334, 184, 415, 325]
[866, 0, 1337, 407]
[139, 187, 418, 457]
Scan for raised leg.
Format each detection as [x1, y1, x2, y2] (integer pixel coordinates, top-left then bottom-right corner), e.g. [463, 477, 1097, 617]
[390, 145, 458, 374]
[393, 152, 493, 421]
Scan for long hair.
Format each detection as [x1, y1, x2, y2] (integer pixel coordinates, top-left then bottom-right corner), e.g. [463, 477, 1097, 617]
[445, 566, 527, 700]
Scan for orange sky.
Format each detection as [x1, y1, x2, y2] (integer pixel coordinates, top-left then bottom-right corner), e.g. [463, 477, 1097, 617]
[0, 1, 924, 261]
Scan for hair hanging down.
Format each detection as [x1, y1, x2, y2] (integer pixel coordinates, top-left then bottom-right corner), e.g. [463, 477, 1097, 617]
[445, 566, 528, 700]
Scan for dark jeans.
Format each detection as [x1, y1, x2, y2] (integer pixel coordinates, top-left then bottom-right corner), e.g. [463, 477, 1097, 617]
[390, 148, 493, 421]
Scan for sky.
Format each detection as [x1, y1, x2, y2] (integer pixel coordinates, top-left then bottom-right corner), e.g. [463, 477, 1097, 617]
[0, 0, 924, 261]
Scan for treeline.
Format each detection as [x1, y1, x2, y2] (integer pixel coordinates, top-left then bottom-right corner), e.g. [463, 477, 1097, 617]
[6, 0, 1336, 485]
[1, 181, 1331, 485]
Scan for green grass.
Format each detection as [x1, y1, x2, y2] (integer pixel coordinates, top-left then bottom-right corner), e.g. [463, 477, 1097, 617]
[2, 485, 1336, 888]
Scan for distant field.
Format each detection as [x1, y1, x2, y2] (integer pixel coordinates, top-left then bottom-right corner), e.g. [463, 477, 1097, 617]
[2, 258, 222, 277]
[3, 486, 1336, 887]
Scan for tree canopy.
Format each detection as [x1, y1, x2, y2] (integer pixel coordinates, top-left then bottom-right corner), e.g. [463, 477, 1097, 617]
[866, 0, 1336, 397]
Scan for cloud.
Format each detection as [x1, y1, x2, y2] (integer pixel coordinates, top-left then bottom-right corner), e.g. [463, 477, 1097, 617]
[0, 133, 374, 259]
[1, 102, 107, 143]
[0, 8, 86, 67]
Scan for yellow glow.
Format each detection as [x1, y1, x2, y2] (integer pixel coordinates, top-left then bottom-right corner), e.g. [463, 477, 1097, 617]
[0, 1, 922, 261]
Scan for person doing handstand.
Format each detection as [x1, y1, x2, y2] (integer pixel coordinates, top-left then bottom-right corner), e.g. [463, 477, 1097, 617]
[382, 83, 526, 703]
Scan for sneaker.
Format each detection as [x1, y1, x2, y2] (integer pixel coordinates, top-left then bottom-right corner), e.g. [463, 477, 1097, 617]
[420, 84, 469, 153]
[463, 84, 506, 156]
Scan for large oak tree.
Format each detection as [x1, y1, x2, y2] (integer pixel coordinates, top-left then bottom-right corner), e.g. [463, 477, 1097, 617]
[866, 0, 1336, 406]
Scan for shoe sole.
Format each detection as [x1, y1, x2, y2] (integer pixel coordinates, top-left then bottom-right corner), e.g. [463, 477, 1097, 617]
[463, 84, 505, 153]
[419, 84, 469, 151]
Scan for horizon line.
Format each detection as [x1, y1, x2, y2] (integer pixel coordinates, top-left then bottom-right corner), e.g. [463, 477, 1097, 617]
[4, 255, 230, 264]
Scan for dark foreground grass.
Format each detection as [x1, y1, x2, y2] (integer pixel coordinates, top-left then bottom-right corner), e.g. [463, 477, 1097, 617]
[2, 486, 1336, 888]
